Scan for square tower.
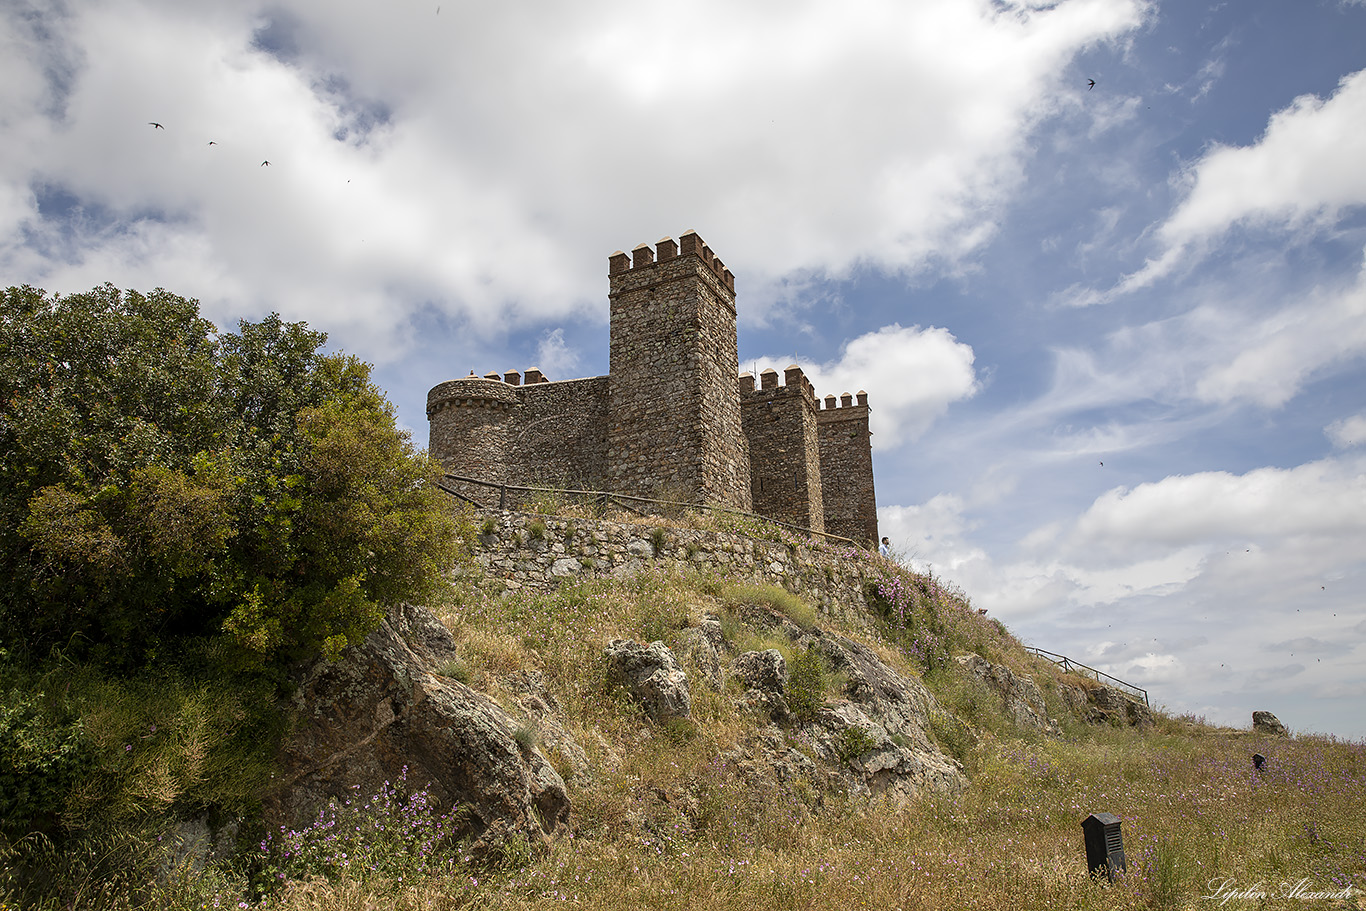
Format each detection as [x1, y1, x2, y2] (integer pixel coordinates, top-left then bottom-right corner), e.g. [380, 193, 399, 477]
[606, 231, 752, 509]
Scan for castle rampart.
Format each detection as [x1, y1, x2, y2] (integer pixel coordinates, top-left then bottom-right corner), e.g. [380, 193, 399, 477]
[816, 390, 877, 542]
[428, 231, 878, 544]
[740, 365, 825, 532]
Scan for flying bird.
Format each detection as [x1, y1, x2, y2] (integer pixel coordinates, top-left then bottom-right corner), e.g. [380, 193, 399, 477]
[149, 122, 164, 129]
[1087, 79, 1095, 90]
[261, 160, 270, 167]
[208, 141, 217, 145]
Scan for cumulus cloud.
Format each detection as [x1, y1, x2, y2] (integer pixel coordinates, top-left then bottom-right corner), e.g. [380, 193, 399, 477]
[0, 0, 1148, 359]
[754, 324, 979, 450]
[1072, 457, 1366, 554]
[1326, 412, 1366, 448]
[1120, 68, 1366, 291]
[534, 328, 580, 379]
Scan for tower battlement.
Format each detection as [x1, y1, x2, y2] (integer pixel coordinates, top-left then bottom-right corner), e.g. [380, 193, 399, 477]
[608, 231, 736, 294]
[428, 231, 878, 544]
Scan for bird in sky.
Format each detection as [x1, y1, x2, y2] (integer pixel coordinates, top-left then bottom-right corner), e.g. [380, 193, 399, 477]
[1087, 79, 1096, 90]
[261, 160, 270, 167]
[148, 122, 164, 129]
[208, 141, 217, 145]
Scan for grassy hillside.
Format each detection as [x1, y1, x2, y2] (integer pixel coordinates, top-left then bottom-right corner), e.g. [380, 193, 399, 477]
[4, 504, 1363, 910]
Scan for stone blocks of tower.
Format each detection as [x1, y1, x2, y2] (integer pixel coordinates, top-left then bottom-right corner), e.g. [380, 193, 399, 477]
[607, 231, 752, 509]
[817, 390, 879, 544]
[427, 229, 880, 544]
[740, 364, 825, 532]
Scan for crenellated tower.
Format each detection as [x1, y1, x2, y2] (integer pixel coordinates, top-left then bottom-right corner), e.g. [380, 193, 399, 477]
[817, 390, 878, 543]
[606, 231, 752, 509]
[427, 229, 878, 544]
[740, 365, 825, 532]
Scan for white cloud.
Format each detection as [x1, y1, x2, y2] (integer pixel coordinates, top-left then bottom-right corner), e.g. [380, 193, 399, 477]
[534, 328, 580, 379]
[756, 324, 979, 451]
[1192, 250, 1366, 407]
[1327, 413, 1366, 449]
[1072, 458, 1366, 554]
[1120, 68, 1366, 291]
[1, 0, 1148, 359]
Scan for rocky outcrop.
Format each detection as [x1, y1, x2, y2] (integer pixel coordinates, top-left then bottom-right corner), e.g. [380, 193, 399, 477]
[955, 653, 1059, 735]
[1253, 710, 1289, 736]
[732, 649, 792, 721]
[603, 639, 692, 722]
[717, 606, 966, 801]
[806, 634, 966, 799]
[1059, 679, 1154, 728]
[267, 603, 569, 855]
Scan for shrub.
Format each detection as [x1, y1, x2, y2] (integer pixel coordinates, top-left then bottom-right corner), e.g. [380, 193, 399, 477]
[513, 726, 538, 754]
[835, 726, 878, 764]
[0, 285, 460, 669]
[787, 646, 826, 722]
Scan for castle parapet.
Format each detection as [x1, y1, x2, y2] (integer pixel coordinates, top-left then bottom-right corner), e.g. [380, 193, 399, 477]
[741, 364, 819, 410]
[608, 230, 735, 294]
[819, 390, 871, 413]
[426, 376, 520, 417]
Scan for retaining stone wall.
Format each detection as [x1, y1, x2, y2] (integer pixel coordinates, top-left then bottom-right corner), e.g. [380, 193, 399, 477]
[459, 510, 884, 630]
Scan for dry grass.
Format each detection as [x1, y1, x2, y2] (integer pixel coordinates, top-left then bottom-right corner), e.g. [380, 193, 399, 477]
[249, 566, 1366, 911]
[260, 727, 1366, 911]
[14, 557, 1364, 911]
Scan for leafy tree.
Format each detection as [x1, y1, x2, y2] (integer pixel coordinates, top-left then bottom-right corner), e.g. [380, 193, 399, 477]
[0, 284, 457, 669]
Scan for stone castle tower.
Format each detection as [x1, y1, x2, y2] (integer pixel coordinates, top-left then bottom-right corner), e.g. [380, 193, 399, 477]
[428, 231, 878, 543]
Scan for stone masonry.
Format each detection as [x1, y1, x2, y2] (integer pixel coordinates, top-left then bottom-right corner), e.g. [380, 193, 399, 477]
[428, 231, 879, 544]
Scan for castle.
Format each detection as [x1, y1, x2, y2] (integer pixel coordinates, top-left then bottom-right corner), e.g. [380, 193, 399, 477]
[427, 231, 878, 543]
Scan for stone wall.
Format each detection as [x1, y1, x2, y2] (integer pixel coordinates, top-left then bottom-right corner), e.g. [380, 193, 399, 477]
[428, 230, 878, 542]
[741, 365, 825, 532]
[459, 510, 881, 630]
[511, 376, 611, 489]
[429, 374, 612, 499]
[606, 232, 752, 509]
[817, 392, 878, 544]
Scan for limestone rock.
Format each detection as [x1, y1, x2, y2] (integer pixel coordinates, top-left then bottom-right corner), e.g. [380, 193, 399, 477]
[604, 639, 691, 721]
[267, 603, 569, 856]
[1060, 678, 1154, 727]
[677, 621, 724, 691]
[954, 653, 1059, 735]
[732, 649, 791, 721]
[1253, 710, 1289, 736]
[806, 634, 967, 800]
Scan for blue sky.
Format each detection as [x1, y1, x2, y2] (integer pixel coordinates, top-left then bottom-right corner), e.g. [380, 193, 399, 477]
[3, 0, 1364, 738]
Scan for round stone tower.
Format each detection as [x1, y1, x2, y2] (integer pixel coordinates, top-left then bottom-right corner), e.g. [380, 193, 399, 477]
[426, 376, 520, 484]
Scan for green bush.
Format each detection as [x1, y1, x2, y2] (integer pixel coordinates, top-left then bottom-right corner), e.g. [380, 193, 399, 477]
[0, 684, 93, 838]
[787, 646, 827, 722]
[834, 726, 878, 764]
[0, 285, 459, 669]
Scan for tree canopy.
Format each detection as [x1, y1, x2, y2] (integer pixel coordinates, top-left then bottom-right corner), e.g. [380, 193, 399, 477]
[0, 284, 458, 670]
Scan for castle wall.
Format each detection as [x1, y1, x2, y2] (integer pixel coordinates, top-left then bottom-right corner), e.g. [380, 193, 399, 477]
[606, 232, 752, 509]
[509, 376, 611, 489]
[462, 511, 881, 632]
[428, 373, 611, 500]
[741, 365, 825, 532]
[428, 230, 881, 539]
[427, 377, 519, 500]
[817, 392, 879, 544]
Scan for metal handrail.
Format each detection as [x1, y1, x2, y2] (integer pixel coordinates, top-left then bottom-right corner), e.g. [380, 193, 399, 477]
[1025, 646, 1150, 706]
[437, 472, 870, 550]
